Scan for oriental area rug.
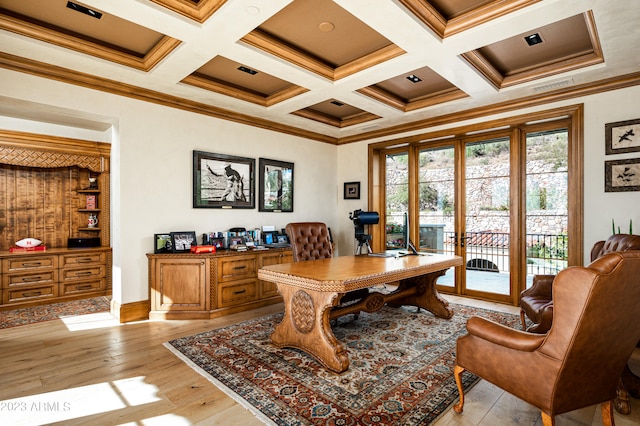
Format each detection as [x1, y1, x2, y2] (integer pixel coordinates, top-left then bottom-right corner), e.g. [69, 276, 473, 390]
[0, 296, 111, 329]
[165, 304, 521, 425]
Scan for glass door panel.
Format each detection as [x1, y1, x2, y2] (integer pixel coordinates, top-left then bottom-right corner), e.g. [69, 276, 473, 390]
[525, 130, 569, 288]
[385, 152, 409, 250]
[418, 146, 455, 288]
[464, 138, 511, 296]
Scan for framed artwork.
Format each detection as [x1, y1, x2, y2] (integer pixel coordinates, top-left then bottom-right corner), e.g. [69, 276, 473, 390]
[344, 181, 360, 200]
[605, 118, 640, 154]
[193, 150, 255, 209]
[605, 158, 640, 192]
[154, 233, 173, 253]
[259, 158, 294, 212]
[170, 231, 197, 253]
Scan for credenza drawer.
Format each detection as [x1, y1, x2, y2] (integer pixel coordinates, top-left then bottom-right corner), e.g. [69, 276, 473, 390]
[60, 278, 106, 295]
[217, 256, 257, 282]
[3, 270, 58, 289]
[60, 265, 105, 281]
[60, 252, 107, 268]
[217, 279, 258, 307]
[2, 256, 58, 273]
[3, 284, 58, 303]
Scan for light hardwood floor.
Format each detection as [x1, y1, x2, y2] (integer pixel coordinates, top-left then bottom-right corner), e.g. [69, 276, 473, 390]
[1, 296, 639, 425]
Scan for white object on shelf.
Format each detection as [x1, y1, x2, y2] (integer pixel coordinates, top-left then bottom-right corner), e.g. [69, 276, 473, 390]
[15, 238, 42, 248]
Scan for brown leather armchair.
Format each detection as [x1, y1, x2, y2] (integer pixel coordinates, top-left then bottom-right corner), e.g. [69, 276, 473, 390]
[520, 233, 640, 333]
[454, 251, 640, 426]
[285, 222, 368, 317]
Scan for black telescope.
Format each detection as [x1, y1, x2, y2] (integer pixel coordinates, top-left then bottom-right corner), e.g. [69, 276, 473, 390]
[349, 209, 379, 254]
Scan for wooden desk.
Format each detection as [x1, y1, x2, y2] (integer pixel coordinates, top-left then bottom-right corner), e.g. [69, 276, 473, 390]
[258, 254, 462, 373]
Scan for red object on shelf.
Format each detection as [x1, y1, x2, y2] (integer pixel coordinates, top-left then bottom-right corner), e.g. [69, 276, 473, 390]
[10, 246, 47, 253]
[190, 245, 216, 254]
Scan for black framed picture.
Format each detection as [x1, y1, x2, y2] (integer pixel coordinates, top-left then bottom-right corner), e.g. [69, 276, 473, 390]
[344, 181, 360, 199]
[259, 158, 294, 212]
[193, 150, 255, 209]
[605, 158, 640, 192]
[170, 231, 197, 253]
[605, 118, 640, 155]
[154, 233, 173, 253]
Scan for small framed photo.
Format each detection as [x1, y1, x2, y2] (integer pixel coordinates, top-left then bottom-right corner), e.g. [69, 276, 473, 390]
[170, 231, 197, 253]
[229, 236, 245, 247]
[264, 232, 275, 245]
[154, 233, 173, 254]
[259, 158, 294, 212]
[193, 150, 255, 209]
[210, 238, 225, 249]
[605, 158, 640, 192]
[605, 118, 640, 155]
[344, 181, 360, 200]
[277, 234, 289, 244]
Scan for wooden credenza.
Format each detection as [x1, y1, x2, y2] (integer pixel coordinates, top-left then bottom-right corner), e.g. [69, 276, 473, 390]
[0, 247, 112, 309]
[147, 248, 292, 320]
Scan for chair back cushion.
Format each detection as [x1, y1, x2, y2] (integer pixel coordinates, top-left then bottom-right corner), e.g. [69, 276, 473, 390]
[590, 233, 640, 261]
[542, 251, 640, 413]
[285, 222, 333, 262]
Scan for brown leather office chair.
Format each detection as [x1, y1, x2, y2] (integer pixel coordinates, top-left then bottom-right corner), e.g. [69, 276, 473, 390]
[285, 222, 368, 318]
[454, 251, 640, 426]
[520, 233, 640, 334]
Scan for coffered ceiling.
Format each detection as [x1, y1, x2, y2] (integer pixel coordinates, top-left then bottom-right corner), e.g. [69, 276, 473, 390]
[1, 0, 639, 144]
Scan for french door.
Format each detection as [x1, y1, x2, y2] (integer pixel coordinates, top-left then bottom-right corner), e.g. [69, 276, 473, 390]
[377, 111, 579, 305]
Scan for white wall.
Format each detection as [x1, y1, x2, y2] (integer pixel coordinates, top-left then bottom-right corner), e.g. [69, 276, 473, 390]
[3, 68, 640, 308]
[1, 69, 339, 306]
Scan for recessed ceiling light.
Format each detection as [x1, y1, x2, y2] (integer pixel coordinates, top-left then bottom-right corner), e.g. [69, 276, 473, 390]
[238, 66, 258, 75]
[246, 6, 260, 15]
[318, 22, 335, 32]
[524, 33, 543, 46]
[66, 1, 102, 19]
[406, 74, 422, 83]
[330, 100, 344, 106]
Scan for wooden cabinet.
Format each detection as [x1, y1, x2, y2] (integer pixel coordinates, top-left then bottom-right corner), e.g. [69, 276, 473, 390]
[148, 249, 291, 320]
[151, 257, 210, 318]
[259, 251, 293, 299]
[0, 248, 112, 308]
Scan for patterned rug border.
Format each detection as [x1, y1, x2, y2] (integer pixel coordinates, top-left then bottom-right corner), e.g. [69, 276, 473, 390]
[0, 296, 112, 329]
[164, 341, 278, 425]
[165, 303, 521, 425]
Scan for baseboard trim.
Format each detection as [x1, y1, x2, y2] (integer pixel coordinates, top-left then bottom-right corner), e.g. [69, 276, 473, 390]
[111, 299, 150, 323]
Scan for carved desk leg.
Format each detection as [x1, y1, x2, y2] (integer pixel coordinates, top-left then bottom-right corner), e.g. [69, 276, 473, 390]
[393, 270, 453, 319]
[270, 283, 350, 374]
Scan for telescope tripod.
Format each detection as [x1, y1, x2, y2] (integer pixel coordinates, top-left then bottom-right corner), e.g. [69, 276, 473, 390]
[355, 234, 372, 255]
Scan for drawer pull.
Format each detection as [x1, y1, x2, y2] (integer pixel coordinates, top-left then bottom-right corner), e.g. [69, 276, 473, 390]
[75, 257, 94, 263]
[233, 289, 247, 295]
[232, 266, 247, 270]
[75, 271, 93, 277]
[76, 285, 93, 290]
[21, 262, 42, 267]
[23, 291, 42, 297]
[22, 276, 42, 282]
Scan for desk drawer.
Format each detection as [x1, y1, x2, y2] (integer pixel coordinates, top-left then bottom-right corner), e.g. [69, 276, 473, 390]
[217, 279, 257, 307]
[218, 257, 256, 282]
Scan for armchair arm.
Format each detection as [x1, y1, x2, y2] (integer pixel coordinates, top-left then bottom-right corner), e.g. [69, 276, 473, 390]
[520, 274, 555, 299]
[466, 316, 546, 352]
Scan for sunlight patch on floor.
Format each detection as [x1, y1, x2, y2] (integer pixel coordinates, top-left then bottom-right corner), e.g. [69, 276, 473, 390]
[0, 376, 160, 425]
[61, 312, 120, 331]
